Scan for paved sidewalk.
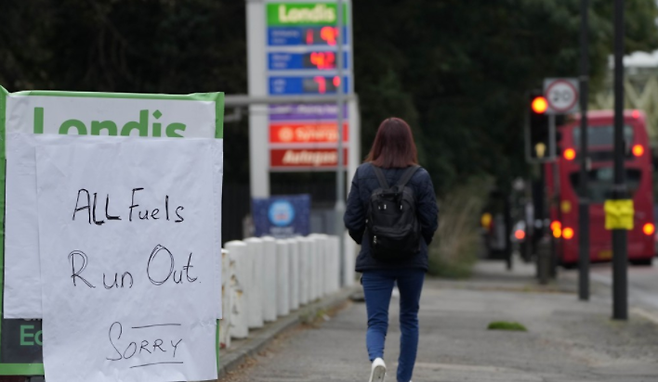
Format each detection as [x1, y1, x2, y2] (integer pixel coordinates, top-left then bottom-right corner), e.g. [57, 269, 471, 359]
[219, 260, 658, 382]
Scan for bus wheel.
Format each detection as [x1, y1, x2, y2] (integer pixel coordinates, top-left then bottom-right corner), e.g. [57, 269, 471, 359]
[630, 258, 653, 266]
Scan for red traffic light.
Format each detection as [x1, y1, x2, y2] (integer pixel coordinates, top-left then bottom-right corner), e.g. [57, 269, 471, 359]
[531, 96, 548, 114]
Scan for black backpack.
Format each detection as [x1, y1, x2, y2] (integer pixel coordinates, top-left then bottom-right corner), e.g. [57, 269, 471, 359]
[366, 165, 421, 262]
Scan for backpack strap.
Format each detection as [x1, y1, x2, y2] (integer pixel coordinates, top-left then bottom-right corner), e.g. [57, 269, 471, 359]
[371, 165, 389, 189]
[395, 165, 420, 189]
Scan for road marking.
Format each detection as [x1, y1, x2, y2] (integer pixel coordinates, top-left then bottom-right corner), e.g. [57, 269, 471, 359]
[409, 362, 543, 381]
[630, 307, 658, 325]
[413, 362, 507, 372]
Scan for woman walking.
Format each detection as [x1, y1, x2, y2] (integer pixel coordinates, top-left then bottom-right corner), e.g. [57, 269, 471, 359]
[344, 117, 438, 382]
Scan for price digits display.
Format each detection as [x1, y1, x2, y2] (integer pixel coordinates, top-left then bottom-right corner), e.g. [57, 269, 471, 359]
[303, 76, 341, 94]
[304, 26, 339, 45]
[268, 26, 349, 46]
[269, 52, 348, 71]
[304, 51, 336, 69]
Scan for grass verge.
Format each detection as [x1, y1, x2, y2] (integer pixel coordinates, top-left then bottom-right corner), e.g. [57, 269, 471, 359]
[487, 321, 528, 331]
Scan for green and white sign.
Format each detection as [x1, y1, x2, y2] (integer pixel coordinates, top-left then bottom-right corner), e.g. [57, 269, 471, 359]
[267, 2, 349, 26]
[0, 88, 224, 379]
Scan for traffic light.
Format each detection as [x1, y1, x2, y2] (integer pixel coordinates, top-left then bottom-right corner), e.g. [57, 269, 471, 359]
[526, 89, 551, 162]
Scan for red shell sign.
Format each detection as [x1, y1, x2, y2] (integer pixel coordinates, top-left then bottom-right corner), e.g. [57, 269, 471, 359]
[269, 123, 348, 144]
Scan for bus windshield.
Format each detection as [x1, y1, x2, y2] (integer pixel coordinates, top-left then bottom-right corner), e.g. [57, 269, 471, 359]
[569, 168, 641, 203]
[572, 125, 633, 147]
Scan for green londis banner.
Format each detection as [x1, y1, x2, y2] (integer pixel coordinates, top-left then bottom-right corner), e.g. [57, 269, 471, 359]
[267, 2, 349, 26]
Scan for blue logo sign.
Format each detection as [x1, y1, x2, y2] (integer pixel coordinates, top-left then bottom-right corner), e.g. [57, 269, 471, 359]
[268, 200, 295, 227]
[252, 194, 311, 238]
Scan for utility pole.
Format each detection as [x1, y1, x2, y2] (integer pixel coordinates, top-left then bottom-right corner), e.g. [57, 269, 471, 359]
[548, 113, 558, 279]
[612, 0, 628, 320]
[335, 0, 346, 283]
[578, 0, 590, 301]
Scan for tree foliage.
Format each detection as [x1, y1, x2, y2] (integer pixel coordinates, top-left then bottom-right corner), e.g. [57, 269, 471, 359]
[352, 0, 658, 193]
[1, 0, 657, 193]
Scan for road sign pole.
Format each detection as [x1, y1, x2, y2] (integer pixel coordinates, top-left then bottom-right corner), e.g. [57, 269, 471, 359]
[612, 0, 628, 320]
[549, 113, 556, 159]
[578, 0, 590, 302]
[335, 0, 346, 284]
[548, 113, 558, 278]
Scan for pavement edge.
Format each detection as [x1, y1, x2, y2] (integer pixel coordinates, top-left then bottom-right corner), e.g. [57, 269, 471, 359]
[216, 286, 359, 379]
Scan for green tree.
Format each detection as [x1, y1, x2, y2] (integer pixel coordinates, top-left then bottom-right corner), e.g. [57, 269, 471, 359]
[352, 0, 658, 194]
[2, 0, 657, 192]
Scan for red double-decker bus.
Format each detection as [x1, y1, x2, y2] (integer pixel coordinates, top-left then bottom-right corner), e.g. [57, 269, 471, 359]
[546, 110, 655, 267]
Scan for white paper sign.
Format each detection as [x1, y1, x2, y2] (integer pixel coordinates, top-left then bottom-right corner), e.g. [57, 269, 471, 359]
[4, 93, 222, 318]
[36, 138, 219, 382]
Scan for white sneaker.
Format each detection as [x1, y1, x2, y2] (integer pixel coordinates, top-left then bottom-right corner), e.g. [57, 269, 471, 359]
[369, 357, 386, 382]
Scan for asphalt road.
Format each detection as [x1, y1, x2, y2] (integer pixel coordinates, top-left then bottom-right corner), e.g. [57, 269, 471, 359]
[566, 261, 658, 319]
[218, 263, 658, 382]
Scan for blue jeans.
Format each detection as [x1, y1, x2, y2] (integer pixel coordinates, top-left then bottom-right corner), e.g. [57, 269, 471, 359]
[362, 268, 424, 382]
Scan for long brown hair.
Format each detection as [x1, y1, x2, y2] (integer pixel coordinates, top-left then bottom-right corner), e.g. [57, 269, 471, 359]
[365, 117, 418, 168]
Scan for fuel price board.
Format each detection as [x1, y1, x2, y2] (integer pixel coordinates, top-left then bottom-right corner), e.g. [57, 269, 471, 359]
[266, 1, 352, 95]
[264, 1, 353, 171]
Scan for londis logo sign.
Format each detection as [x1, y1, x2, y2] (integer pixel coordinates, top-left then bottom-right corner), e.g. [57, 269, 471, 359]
[33, 107, 187, 137]
[6, 94, 219, 138]
[267, 3, 348, 26]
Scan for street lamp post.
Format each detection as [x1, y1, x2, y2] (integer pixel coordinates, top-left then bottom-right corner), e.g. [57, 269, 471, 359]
[578, 0, 590, 302]
[335, 0, 346, 285]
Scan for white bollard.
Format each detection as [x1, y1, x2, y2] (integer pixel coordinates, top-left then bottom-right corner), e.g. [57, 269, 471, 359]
[298, 237, 310, 305]
[328, 236, 340, 293]
[219, 249, 231, 349]
[261, 236, 278, 322]
[287, 238, 300, 311]
[225, 241, 248, 340]
[310, 234, 328, 298]
[276, 239, 290, 317]
[320, 235, 330, 296]
[321, 235, 332, 295]
[307, 235, 316, 301]
[308, 237, 317, 301]
[244, 237, 264, 329]
[343, 231, 356, 287]
[227, 249, 237, 344]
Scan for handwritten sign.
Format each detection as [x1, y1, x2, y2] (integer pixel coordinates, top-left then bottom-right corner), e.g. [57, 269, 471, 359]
[35, 138, 220, 382]
[3, 92, 223, 319]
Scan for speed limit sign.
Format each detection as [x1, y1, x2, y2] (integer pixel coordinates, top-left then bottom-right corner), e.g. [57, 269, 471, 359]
[543, 78, 579, 114]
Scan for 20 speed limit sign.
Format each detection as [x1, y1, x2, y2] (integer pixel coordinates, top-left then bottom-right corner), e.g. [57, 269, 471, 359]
[543, 78, 579, 114]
